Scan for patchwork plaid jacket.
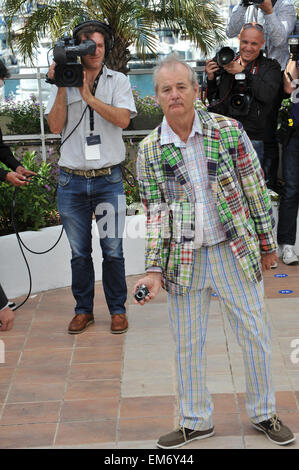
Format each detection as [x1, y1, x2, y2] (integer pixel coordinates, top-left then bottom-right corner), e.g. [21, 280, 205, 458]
[137, 109, 276, 295]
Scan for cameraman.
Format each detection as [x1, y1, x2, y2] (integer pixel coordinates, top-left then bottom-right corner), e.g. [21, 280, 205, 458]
[205, 23, 281, 166]
[276, 57, 299, 265]
[226, 0, 296, 190]
[45, 20, 137, 335]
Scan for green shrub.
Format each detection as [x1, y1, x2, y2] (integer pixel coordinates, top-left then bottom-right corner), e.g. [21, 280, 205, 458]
[0, 151, 59, 235]
[0, 94, 50, 135]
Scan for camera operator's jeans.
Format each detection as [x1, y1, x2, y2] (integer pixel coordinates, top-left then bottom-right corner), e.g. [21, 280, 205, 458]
[57, 166, 127, 316]
[251, 140, 264, 167]
[277, 135, 299, 246]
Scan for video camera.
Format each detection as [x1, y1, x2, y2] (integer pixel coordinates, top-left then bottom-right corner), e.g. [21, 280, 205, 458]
[288, 35, 299, 62]
[241, 0, 264, 6]
[47, 34, 96, 87]
[228, 73, 253, 117]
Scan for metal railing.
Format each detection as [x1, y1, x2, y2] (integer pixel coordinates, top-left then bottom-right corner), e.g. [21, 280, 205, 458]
[1, 63, 205, 160]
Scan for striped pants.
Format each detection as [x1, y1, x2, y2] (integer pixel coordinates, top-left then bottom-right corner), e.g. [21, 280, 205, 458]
[168, 241, 276, 431]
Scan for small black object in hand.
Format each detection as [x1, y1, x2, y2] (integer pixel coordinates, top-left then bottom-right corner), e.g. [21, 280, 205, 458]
[134, 284, 150, 302]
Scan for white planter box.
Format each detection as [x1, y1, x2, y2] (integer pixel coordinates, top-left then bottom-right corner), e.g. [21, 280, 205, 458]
[0, 215, 146, 298]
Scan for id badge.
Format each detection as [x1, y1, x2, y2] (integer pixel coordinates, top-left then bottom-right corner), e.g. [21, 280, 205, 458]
[85, 134, 101, 160]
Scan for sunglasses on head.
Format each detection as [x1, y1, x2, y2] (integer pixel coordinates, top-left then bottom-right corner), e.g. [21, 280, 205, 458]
[243, 23, 264, 31]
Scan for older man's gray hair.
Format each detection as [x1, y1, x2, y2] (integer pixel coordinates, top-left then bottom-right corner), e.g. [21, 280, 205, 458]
[152, 53, 198, 94]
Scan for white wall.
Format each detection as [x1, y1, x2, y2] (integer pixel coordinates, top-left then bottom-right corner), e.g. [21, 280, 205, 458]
[0, 216, 146, 299]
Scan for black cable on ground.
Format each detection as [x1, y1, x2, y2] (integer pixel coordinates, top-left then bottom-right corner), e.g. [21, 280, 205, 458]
[10, 176, 64, 311]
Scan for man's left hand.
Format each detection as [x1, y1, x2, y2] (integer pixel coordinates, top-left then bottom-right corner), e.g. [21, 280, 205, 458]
[78, 71, 93, 104]
[258, 0, 273, 15]
[223, 61, 245, 75]
[261, 251, 278, 271]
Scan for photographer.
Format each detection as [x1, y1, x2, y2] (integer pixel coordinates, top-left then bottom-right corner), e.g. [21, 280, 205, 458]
[45, 20, 137, 335]
[276, 57, 299, 265]
[0, 59, 36, 331]
[226, 0, 296, 190]
[205, 23, 281, 166]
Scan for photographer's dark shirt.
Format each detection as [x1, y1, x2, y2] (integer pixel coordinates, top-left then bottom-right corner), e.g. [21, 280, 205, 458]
[0, 128, 20, 181]
[206, 52, 282, 141]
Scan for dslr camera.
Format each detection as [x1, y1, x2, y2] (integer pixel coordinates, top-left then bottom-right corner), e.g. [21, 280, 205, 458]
[288, 35, 299, 62]
[241, 0, 264, 5]
[213, 46, 235, 68]
[47, 34, 96, 87]
[228, 73, 253, 117]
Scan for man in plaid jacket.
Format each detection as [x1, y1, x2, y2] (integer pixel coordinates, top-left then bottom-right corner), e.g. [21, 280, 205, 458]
[133, 54, 295, 448]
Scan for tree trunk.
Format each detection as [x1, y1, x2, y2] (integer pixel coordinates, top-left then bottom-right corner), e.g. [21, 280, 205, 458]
[106, 36, 131, 75]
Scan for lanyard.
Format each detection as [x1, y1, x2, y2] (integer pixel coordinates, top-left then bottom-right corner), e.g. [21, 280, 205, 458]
[88, 69, 103, 135]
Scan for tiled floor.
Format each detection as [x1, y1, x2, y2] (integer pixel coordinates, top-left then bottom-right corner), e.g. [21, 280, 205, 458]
[0, 259, 299, 449]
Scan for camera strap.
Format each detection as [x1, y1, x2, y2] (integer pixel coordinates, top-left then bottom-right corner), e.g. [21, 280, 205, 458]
[235, 55, 260, 76]
[88, 68, 103, 135]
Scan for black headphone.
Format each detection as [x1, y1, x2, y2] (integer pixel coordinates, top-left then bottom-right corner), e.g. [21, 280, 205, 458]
[73, 20, 114, 58]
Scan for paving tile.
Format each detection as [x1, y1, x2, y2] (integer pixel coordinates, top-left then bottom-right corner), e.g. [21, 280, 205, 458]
[69, 362, 122, 381]
[13, 364, 69, 384]
[0, 401, 61, 425]
[121, 376, 176, 398]
[75, 332, 125, 348]
[206, 374, 235, 394]
[120, 396, 176, 419]
[60, 397, 119, 422]
[123, 359, 175, 379]
[212, 413, 242, 436]
[0, 384, 10, 402]
[19, 348, 72, 368]
[212, 393, 238, 414]
[0, 336, 26, 352]
[55, 420, 117, 446]
[0, 351, 21, 368]
[289, 372, 299, 390]
[7, 382, 65, 403]
[0, 367, 15, 384]
[124, 342, 174, 361]
[0, 423, 56, 449]
[24, 333, 75, 350]
[73, 345, 123, 363]
[118, 416, 174, 442]
[65, 380, 120, 400]
[29, 319, 69, 335]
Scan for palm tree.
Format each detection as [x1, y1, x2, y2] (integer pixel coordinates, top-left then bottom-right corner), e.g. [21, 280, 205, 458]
[4, 0, 226, 74]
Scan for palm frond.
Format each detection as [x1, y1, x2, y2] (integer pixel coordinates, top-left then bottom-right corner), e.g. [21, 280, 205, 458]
[4, 0, 226, 69]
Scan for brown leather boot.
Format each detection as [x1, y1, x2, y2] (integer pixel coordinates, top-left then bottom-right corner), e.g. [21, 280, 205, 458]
[68, 314, 94, 334]
[110, 314, 128, 334]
